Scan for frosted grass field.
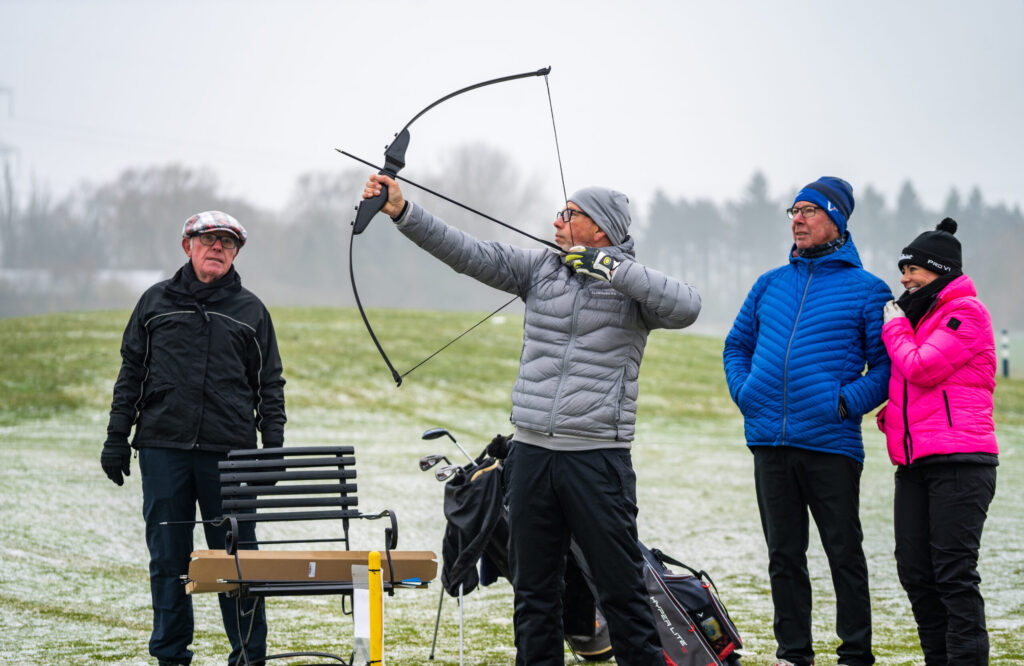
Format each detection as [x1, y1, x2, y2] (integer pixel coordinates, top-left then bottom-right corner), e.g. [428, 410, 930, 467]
[1, 308, 1022, 665]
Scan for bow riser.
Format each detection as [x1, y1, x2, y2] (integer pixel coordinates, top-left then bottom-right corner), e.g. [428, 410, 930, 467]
[352, 129, 411, 234]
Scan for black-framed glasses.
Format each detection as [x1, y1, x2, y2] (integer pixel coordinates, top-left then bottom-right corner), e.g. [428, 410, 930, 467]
[787, 205, 821, 220]
[195, 232, 239, 249]
[557, 208, 588, 223]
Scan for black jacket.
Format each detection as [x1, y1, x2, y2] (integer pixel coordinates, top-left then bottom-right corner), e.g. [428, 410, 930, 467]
[107, 264, 286, 452]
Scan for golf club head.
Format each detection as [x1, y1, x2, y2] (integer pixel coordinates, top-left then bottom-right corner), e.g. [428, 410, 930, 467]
[422, 427, 456, 443]
[434, 464, 462, 482]
[421, 427, 475, 463]
[418, 453, 451, 472]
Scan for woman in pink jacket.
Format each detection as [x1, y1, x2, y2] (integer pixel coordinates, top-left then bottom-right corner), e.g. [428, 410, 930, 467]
[878, 217, 998, 665]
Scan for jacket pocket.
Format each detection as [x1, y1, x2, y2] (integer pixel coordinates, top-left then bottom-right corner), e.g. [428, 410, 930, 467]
[209, 381, 256, 422]
[610, 366, 626, 426]
[810, 381, 842, 426]
[140, 383, 173, 408]
[136, 383, 174, 426]
[737, 377, 756, 416]
[134, 383, 182, 441]
[942, 390, 953, 427]
[736, 380, 749, 412]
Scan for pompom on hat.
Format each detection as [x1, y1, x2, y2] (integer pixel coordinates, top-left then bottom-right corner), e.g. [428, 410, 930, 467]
[792, 177, 855, 235]
[182, 211, 247, 247]
[898, 217, 962, 275]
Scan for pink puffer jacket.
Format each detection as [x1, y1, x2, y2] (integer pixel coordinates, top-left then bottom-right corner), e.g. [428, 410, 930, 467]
[877, 274, 998, 465]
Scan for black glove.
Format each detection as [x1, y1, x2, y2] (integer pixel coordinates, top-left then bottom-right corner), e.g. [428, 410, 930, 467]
[101, 435, 132, 486]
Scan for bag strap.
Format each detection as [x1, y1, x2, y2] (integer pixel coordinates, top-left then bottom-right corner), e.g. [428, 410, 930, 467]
[649, 547, 721, 597]
[649, 547, 698, 575]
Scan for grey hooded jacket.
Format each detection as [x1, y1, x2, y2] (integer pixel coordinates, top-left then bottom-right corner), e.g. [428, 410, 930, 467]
[396, 202, 701, 448]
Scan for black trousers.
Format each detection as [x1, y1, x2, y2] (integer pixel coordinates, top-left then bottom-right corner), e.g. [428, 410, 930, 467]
[140, 448, 267, 665]
[753, 446, 874, 666]
[503, 442, 665, 666]
[894, 462, 996, 665]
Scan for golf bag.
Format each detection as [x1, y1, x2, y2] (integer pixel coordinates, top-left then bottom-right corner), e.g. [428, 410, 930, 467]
[437, 434, 614, 661]
[439, 447, 508, 596]
[433, 432, 743, 664]
[640, 543, 743, 666]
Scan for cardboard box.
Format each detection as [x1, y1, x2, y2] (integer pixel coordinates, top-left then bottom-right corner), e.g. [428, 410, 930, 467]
[186, 549, 438, 594]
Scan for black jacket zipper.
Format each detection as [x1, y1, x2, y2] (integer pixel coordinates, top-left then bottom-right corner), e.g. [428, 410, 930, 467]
[901, 379, 913, 463]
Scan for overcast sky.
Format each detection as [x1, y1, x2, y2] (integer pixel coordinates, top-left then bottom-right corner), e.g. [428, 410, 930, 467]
[2, 0, 1022, 219]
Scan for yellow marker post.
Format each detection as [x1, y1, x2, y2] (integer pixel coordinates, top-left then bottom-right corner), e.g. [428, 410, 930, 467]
[368, 551, 384, 664]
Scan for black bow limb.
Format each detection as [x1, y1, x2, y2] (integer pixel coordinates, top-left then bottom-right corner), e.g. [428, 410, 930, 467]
[346, 65, 561, 387]
[351, 66, 551, 237]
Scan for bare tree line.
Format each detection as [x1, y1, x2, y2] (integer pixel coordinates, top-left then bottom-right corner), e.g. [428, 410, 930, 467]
[643, 172, 1024, 331]
[1, 151, 1021, 333]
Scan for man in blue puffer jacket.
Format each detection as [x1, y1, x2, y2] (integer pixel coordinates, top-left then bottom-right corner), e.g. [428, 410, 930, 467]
[723, 177, 891, 666]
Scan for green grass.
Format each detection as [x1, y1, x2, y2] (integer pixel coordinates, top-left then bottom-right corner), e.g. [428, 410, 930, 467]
[1, 307, 1022, 665]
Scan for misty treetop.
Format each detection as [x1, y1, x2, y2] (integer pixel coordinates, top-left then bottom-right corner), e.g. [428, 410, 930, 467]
[1, 157, 1021, 331]
[644, 172, 1023, 330]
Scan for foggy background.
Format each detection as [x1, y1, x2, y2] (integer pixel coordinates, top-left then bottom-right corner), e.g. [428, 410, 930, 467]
[2, 0, 1022, 334]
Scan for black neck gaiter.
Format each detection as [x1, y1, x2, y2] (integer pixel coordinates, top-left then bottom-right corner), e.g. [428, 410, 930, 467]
[896, 272, 960, 328]
[796, 231, 848, 259]
[181, 261, 239, 303]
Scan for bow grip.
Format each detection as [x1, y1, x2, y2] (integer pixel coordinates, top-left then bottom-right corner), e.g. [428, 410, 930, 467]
[352, 129, 411, 235]
[353, 186, 388, 234]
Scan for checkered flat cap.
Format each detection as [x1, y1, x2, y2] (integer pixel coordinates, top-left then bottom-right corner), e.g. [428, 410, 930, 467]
[181, 211, 247, 246]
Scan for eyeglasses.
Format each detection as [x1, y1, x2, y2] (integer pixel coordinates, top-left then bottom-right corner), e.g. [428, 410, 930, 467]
[557, 208, 589, 223]
[787, 205, 821, 220]
[194, 232, 239, 249]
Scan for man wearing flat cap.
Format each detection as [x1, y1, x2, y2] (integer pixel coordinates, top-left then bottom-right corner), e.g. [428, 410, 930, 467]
[724, 177, 891, 666]
[364, 174, 701, 665]
[103, 211, 286, 665]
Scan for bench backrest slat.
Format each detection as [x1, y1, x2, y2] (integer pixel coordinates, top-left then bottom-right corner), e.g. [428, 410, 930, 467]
[221, 483, 357, 497]
[218, 446, 361, 548]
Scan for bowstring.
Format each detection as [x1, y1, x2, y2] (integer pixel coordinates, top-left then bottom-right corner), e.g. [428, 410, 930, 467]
[544, 73, 569, 206]
[544, 73, 575, 247]
[397, 72, 570, 382]
[400, 254, 568, 381]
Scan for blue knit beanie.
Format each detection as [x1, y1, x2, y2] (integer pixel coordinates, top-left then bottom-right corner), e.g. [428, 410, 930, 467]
[793, 177, 855, 235]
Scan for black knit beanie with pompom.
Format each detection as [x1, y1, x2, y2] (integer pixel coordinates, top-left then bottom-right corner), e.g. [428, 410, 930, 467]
[898, 217, 962, 275]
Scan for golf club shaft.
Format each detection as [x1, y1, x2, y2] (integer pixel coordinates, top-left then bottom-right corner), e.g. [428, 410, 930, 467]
[454, 441, 474, 463]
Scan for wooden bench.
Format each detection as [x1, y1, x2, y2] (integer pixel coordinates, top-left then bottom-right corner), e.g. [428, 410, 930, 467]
[184, 445, 437, 664]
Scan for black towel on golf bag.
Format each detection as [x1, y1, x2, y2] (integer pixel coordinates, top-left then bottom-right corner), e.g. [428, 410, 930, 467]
[641, 543, 743, 665]
[440, 458, 508, 596]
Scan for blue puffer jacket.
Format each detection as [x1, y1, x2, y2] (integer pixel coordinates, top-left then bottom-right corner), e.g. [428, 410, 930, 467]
[723, 235, 891, 462]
